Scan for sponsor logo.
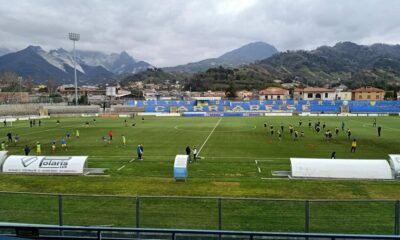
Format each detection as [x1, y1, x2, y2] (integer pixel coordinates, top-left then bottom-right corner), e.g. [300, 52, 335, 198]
[21, 156, 39, 167]
[39, 157, 72, 169]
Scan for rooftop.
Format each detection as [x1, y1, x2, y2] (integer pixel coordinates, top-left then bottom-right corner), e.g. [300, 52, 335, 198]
[295, 87, 335, 93]
[352, 86, 385, 92]
[259, 87, 288, 95]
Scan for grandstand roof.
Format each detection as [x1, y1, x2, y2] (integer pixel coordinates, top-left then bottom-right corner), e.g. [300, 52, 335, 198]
[259, 87, 289, 95]
[294, 87, 335, 93]
[352, 86, 385, 92]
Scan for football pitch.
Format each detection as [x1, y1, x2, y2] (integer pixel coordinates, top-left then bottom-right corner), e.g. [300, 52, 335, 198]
[0, 116, 400, 197]
[0, 116, 400, 233]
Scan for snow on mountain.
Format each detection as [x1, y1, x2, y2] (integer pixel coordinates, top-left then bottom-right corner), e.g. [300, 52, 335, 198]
[49, 48, 85, 73]
[75, 50, 153, 74]
[75, 50, 119, 69]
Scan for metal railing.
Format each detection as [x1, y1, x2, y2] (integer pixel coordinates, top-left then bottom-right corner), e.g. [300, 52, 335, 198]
[0, 191, 399, 236]
[1, 224, 400, 240]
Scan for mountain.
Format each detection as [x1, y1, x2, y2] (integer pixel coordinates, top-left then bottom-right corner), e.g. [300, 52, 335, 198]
[256, 41, 400, 88]
[164, 41, 278, 73]
[0, 46, 153, 84]
[122, 42, 400, 92]
[75, 50, 153, 74]
[0, 46, 113, 84]
[0, 48, 13, 57]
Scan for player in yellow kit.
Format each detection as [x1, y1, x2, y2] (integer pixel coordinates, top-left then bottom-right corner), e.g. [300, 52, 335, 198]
[122, 135, 126, 146]
[36, 142, 42, 155]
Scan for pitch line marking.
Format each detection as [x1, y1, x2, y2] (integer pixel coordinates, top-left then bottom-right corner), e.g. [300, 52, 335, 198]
[89, 155, 288, 160]
[209, 156, 287, 159]
[129, 159, 135, 162]
[174, 125, 256, 133]
[261, 177, 288, 180]
[117, 165, 126, 171]
[197, 118, 222, 155]
[258, 167, 261, 173]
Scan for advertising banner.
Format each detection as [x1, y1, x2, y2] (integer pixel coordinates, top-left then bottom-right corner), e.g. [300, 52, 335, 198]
[2, 155, 88, 175]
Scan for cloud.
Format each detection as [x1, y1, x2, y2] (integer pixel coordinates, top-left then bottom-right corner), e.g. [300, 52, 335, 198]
[0, 0, 400, 67]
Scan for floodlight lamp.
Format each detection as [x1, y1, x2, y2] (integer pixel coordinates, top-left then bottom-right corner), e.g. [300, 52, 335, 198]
[69, 33, 80, 41]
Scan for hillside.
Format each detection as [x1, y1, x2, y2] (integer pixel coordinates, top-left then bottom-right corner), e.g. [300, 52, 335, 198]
[120, 68, 190, 86]
[258, 42, 400, 89]
[164, 42, 278, 73]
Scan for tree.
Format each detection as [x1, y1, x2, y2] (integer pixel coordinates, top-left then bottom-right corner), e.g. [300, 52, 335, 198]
[24, 76, 34, 93]
[225, 81, 237, 99]
[78, 92, 89, 105]
[46, 79, 57, 95]
[384, 91, 394, 100]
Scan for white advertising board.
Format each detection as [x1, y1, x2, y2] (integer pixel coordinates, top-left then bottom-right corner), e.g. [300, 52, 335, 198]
[290, 158, 393, 180]
[106, 87, 117, 97]
[174, 155, 188, 181]
[2, 155, 88, 175]
[174, 155, 188, 168]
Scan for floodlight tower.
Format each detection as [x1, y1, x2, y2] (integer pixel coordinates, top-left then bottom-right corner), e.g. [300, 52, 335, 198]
[68, 32, 80, 105]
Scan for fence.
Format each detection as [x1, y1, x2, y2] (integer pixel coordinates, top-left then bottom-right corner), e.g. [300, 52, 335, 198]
[1, 224, 400, 240]
[0, 192, 399, 236]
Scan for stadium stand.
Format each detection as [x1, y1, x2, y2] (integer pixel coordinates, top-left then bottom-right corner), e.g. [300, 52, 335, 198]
[111, 105, 146, 113]
[45, 106, 100, 115]
[0, 104, 100, 116]
[0, 104, 48, 116]
[127, 99, 400, 114]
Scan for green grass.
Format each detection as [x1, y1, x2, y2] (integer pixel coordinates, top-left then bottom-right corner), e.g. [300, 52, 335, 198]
[0, 116, 399, 233]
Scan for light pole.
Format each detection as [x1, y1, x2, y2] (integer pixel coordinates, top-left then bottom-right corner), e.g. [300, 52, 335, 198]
[68, 32, 80, 105]
[18, 76, 22, 103]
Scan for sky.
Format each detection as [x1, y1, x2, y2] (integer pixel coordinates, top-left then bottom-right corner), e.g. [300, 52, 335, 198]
[1, 0, 400, 67]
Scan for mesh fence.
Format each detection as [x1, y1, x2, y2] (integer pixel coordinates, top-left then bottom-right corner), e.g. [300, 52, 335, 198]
[221, 199, 305, 232]
[62, 195, 136, 227]
[0, 192, 58, 225]
[139, 197, 218, 229]
[0, 192, 398, 235]
[309, 200, 395, 234]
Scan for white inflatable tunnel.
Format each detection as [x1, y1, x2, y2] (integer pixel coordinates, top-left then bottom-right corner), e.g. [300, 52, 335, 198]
[290, 158, 393, 180]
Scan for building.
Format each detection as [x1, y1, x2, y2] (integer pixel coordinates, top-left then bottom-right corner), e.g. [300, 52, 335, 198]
[0, 92, 29, 103]
[336, 91, 352, 100]
[333, 84, 352, 100]
[294, 87, 336, 100]
[236, 90, 254, 100]
[351, 86, 385, 100]
[57, 85, 105, 101]
[259, 87, 289, 100]
[203, 91, 226, 98]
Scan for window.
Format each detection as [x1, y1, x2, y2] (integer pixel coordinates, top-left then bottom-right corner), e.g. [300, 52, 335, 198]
[277, 95, 281, 100]
[367, 95, 371, 99]
[325, 93, 328, 98]
[376, 95, 380, 99]
[359, 95, 362, 99]
[315, 93, 321, 99]
[307, 93, 313, 98]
